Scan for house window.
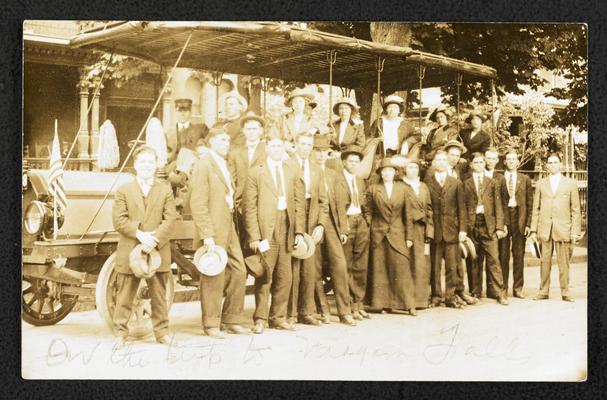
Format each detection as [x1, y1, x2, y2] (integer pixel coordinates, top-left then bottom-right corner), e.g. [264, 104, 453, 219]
[509, 116, 524, 136]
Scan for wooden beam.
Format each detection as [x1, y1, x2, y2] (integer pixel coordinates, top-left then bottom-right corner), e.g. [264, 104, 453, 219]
[157, 32, 238, 58]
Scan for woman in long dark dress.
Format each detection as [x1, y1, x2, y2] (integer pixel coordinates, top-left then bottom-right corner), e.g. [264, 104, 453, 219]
[460, 111, 491, 161]
[402, 160, 434, 309]
[366, 158, 417, 316]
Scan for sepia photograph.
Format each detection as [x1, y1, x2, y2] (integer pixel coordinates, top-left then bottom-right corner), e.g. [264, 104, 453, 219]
[21, 20, 587, 381]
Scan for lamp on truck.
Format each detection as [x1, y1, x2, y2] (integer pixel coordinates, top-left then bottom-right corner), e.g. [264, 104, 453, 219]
[23, 200, 64, 238]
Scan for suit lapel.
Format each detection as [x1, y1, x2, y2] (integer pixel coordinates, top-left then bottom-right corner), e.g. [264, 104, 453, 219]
[263, 163, 278, 196]
[143, 181, 162, 221]
[132, 181, 146, 216]
[251, 143, 265, 167]
[209, 156, 230, 190]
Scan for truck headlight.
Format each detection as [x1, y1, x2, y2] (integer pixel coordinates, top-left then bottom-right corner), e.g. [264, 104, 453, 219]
[24, 201, 49, 235]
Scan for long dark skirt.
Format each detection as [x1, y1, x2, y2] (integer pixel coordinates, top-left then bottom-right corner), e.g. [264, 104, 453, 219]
[368, 237, 415, 310]
[410, 223, 431, 308]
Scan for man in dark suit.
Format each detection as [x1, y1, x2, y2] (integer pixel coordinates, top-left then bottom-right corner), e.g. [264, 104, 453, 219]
[463, 152, 508, 305]
[167, 98, 209, 163]
[244, 136, 306, 333]
[189, 127, 249, 339]
[286, 131, 329, 326]
[312, 135, 356, 326]
[498, 149, 533, 298]
[111, 146, 176, 346]
[339, 145, 372, 320]
[424, 150, 468, 309]
[214, 93, 247, 148]
[423, 140, 467, 181]
[530, 153, 582, 302]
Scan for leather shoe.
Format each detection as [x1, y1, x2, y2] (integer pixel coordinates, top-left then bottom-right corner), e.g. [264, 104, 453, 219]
[445, 301, 464, 309]
[430, 297, 442, 308]
[352, 311, 364, 321]
[204, 327, 226, 339]
[454, 295, 467, 307]
[513, 292, 525, 299]
[320, 314, 331, 324]
[270, 321, 296, 331]
[562, 295, 575, 302]
[253, 321, 265, 334]
[287, 317, 297, 325]
[155, 335, 170, 345]
[409, 308, 417, 317]
[340, 315, 357, 326]
[458, 293, 479, 305]
[497, 296, 509, 305]
[220, 324, 251, 334]
[298, 315, 321, 326]
[359, 309, 371, 319]
[533, 294, 549, 301]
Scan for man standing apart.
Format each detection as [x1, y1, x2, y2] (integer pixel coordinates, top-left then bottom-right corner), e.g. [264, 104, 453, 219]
[530, 154, 581, 302]
[244, 137, 306, 333]
[499, 149, 533, 298]
[190, 128, 249, 338]
[112, 146, 176, 346]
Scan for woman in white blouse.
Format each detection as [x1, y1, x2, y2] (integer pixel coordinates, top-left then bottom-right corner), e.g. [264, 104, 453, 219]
[369, 95, 420, 158]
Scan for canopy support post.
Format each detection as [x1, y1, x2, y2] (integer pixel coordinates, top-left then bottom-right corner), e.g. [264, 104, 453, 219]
[456, 72, 463, 138]
[327, 50, 337, 135]
[490, 79, 497, 143]
[375, 56, 385, 122]
[260, 77, 270, 119]
[79, 33, 193, 240]
[211, 71, 225, 122]
[417, 64, 426, 139]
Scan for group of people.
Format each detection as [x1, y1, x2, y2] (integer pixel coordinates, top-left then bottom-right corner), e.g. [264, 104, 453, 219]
[111, 90, 582, 346]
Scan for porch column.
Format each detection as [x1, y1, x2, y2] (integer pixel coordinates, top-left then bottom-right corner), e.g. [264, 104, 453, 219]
[161, 70, 173, 132]
[76, 69, 90, 171]
[90, 76, 103, 171]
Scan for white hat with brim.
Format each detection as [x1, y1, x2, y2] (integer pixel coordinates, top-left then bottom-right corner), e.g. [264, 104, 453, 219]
[292, 233, 316, 260]
[194, 245, 228, 276]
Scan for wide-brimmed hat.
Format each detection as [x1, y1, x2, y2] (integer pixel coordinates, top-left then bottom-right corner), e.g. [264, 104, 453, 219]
[382, 95, 405, 113]
[459, 237, 478, 260]
[428, 106, 454, 123]
[340, 145, 364, 160]
[313, 134, 332, 150]
[465, 111, 487, 124]
[292, 233, 316, 260]
[244, 253, 268, 279]
[529, 236, 541, 259]
[240, 112, 266, 128]
[129, 245, 162, 279]
[285, 88, 316, 108]
[443, 139, 467, 154]
[193, 245, 228, 276]
[332, 97, 360, 115]
[375, 157, 400, 174]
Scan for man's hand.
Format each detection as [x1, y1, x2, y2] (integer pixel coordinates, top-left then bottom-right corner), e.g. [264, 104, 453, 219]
[312, 225, 324, 244]
[203, 237, 215, 252]
[524, 227, 531, 237]
[406, 240, 413, 248]
[249, 240, 260, 253]
[340, 234, 348, 245]
[458, 231, 467, 243]
[136, 230, 158, 249]
[140, 244, 155, 254]
[496, 229, 506, 240]
[529, 231, 537, 242]
[571, 234, 581, 244]
[503, 225, 508, 236]
[294, 234, 304, 248]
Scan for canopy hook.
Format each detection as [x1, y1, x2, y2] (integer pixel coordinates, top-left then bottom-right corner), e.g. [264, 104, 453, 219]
[417, 64, 426, 139]
[326, 50, 337, 136]
[456, 72, 463, 137]
[260, 77, 270, 119]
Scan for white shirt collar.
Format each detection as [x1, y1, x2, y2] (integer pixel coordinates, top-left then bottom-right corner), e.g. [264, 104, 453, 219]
[178, 121, 190, 129]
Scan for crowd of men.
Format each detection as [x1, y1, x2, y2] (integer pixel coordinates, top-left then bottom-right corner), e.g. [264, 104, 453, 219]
[111, 92, 583, 346]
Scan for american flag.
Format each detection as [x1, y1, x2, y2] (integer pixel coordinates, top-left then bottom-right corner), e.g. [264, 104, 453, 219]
[48, 121, 67, 214]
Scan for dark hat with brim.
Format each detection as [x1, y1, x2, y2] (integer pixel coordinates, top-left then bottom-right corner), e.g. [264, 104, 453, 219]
[429, 106, 454, 123]
[129, 245, 162, 279]
[240, 113, 266, 128]
[245, 253, 269, 279]
[313, 134, 332, 150]
[465, 111, 487, 124]
[175, 98, 193, 110]
[340, 145, 364, 160]
[382, 95, 405, 113]
[375, 157, 400, 175]
[285, 88, 316, 108]
[332, 97, 360, 115]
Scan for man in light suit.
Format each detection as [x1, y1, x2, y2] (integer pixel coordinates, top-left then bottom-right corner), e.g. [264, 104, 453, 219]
[498, 149, 533, 298]
[463, 152, 508, 305]
[530, 153, 582, 302]
[244, 136, 306, 333]
[286, 131, 330, 326]
[190, 127, 249, 339]
[112, 146, 176, 347]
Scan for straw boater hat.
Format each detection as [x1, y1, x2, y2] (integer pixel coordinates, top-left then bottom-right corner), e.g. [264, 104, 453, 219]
[244, 253, 269, 279]
[129, 245, 162, 279]
[239, 111, 266, 128]
[332, 97, 360, 115]
[428, 106, 454, 123]
[375, 157, 400, 175]
[340, 144, 364, 160]
[443, 139, 467, 154]
[292, 233, 316, 259]
[193, 244, 228, 276]
[285, 88, 317, 109]
[459, 237, 478, 260]
[382, 95, 405, 114]
[465, 110, 487, 124]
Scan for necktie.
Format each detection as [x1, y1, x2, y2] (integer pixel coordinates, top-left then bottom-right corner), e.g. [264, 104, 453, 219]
[508, 173, 514, 198]
[352, 177, 360, 208]
[276, 165, 285, 197]
[438, 174, 444, 187]
[477, 175, 483, 205]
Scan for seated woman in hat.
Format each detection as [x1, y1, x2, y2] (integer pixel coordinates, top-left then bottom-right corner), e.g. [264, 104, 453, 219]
[460, 111, 491, 161]
[366, 158, 417, 316]
[329, 97, 366, 155]
[423, 106, 460, 164]
[280, 88, 321, 144]
[369, 95, 420, 158]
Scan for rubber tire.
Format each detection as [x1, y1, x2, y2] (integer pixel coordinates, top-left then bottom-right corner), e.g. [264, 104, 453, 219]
[22, 276, 78, 326]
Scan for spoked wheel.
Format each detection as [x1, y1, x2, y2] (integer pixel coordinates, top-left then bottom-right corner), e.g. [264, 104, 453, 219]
[22, 276, 78, 326]
[96, 252, 175, 339]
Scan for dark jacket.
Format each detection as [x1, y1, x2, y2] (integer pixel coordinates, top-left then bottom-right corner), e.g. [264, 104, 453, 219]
[321, 166, 349, 237]
[460, 128, 491, 160]
[228, 142, 266, 210]
[286, 157, 330, 233]
[369, 117, 420, 156]
[424, 174, 467, 243]
[402, 180, 434, 241]
[424, 124, 460, 161]
[330, 119, 366, 151]
[463, 174, 504, 236]
[337, 171, 372, 225]
[499, 171, 534, 234]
